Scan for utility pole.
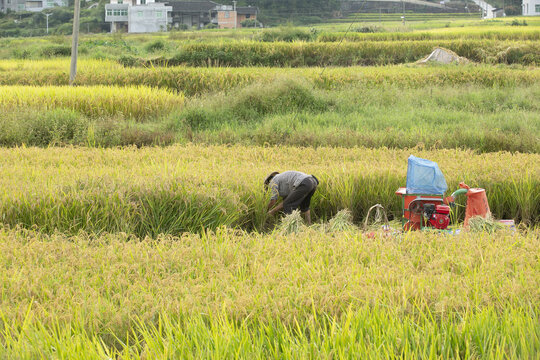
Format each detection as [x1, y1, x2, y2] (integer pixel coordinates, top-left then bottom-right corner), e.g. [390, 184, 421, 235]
[44, 12, 52, 34]
[232, 0, 236, 29]
[401, 0, 405, 25]
[69, 0, 81, 85]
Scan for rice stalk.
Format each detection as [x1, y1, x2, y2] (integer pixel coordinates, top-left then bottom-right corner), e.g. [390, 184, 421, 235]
[278, 210, 306, 235]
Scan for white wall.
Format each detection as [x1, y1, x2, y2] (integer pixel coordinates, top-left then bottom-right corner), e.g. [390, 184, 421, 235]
[523, 0, 540, 15]
[128, 3, 171, 33]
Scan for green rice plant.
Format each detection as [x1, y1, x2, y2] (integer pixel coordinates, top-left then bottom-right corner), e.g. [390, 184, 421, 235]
[1, 80, 537, 152]
[0, 108, 88, 147]
[0, 228, 538, 356]
[0, 145, 537, 234]
[3, 306, 539, 358]
[0, 85, 184, 120]
[163, 40, 540, 67]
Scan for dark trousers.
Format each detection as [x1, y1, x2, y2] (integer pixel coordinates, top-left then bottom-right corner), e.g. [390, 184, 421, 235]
[283, 177, 318, 214]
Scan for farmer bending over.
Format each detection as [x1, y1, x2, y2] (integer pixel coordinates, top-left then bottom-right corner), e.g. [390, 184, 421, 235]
[264, 171, 319, 225]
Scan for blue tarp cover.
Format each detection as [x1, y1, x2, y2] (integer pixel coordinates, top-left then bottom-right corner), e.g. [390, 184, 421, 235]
[406, 155, 447, 195]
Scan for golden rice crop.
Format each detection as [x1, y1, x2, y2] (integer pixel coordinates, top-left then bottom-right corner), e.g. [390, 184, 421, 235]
[0, 145, 537, 235]
[319, 27, 540, 41]
[0, 227, 538, 357]
[0, 85, 184, 119]
[0, 59, 538, 96]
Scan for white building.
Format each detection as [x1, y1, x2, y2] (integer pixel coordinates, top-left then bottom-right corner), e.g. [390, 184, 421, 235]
[105, 0, 171, 33]
[523, 0, 540, 15]
[0, 0, 66, 12]
[471, 0, 497, 18]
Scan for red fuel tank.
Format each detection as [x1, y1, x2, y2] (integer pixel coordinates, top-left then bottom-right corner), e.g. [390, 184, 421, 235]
[435, 205, 450, 215]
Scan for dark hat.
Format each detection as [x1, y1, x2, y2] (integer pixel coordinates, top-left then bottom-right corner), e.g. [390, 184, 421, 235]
[264, 171, 279, 187]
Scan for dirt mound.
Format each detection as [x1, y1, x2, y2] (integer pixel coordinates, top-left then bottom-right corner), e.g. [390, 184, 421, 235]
[417, 47, 470, 65]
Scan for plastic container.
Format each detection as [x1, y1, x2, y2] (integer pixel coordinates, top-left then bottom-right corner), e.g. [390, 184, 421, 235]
[464, 187, 491, 227]
[498, 220, 516, 232]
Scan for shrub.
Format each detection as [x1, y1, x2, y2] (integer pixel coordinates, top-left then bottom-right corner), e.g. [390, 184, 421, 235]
[179, 78, 330, 130]
[145, 39, 166, 53]
[257, 27, 315, 42]
[0, 109, 87, 146]
[40, 45, 71, 57]
[118, 55, 142, 67]
[510, 19, 527, 26]
[240, 19, 258, 28]
[355, 26, 383, 33]
[55, 23, 74, 35]
[11, 48, 31, 59]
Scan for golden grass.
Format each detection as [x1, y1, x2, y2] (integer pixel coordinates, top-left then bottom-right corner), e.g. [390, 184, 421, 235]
[0, 226, 538, 351]
[0, 85, 184, 119]
[320, 26, 540, 41]
[1, 60, 538, 96]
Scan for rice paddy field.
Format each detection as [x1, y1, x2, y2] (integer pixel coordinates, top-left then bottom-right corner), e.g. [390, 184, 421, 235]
[0, 16, 539, 358]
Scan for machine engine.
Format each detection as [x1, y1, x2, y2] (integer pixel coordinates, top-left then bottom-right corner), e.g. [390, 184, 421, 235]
[423, 204, 451, 230]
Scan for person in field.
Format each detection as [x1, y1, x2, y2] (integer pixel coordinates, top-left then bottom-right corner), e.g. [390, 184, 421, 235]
[264, 171, 319, 225]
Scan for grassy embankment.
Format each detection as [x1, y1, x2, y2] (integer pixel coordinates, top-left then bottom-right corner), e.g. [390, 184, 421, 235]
[1, 20, 538, 65]
[1, 63, 538, 151]
[5, 39, 538, 66]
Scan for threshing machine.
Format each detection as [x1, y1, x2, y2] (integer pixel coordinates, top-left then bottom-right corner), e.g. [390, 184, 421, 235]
[395, 156, 490, 231]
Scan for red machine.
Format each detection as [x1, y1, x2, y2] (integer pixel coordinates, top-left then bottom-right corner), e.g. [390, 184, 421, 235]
[395, 188, 451, 230]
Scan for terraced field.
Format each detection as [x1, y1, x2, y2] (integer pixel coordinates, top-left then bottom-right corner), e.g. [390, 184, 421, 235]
[0, 17, 539, 358]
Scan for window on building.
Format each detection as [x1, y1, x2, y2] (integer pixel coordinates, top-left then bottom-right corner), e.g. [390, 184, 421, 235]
[7, 0, 11, 4]
[106, 9, 112, 15]
[121, 9, 127, 15]
[113, 9, 119, 15]
[137, 10, 143, 17]
[536, 4, 540, 12]
[140, 0, 145, 4]
[18, 3, 24, 9]
[245, 14, 250, 18]
[117, 0, 122, 4]
[156, 10, 162, 17]
[225, 11, 229, 18]
[47, 0, 54, 6]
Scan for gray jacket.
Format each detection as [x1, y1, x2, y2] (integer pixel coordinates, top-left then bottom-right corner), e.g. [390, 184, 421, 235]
[269, 171, 311, 200]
